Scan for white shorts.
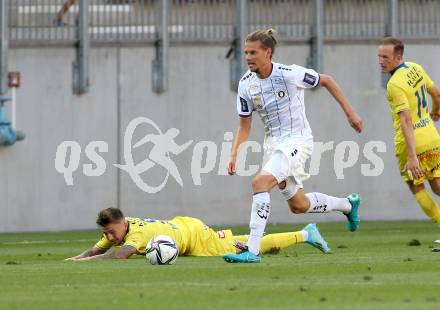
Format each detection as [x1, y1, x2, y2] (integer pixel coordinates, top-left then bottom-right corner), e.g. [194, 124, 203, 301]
[262, 138, 313, 187]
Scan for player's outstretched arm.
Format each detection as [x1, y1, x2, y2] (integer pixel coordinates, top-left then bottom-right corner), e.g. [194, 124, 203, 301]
[64, 246, 106, 261]
[228, 117, 252, 175]
[318, 74, 363, 133]
[398, 110, 424, 180]
[428, 85, 440, 121]
[74, 245, 137, 261]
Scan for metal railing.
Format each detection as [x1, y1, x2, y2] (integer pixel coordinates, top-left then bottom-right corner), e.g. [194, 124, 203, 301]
[8, 0, 76, 43]
[90, 0, 158, 43]
[248, 0, 312, 41]
[6, 0, 440, 45]
[170, 0, 235, 42]
[324, 0, 387, 39]
[399, 0, 440, 38]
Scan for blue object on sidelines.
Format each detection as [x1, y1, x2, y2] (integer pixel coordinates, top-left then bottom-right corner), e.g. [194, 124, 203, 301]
[0, 102, 17, 146]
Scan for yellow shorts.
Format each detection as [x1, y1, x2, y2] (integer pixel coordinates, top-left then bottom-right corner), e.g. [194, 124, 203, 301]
[397, 146, 440, 185]
[171, 217, 238, 256]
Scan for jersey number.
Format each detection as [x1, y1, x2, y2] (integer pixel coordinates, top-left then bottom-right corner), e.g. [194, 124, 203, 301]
[415, 84, 428, 119]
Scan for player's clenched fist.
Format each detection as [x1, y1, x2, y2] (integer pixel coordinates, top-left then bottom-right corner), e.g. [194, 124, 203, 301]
[228, 157, 236, 175]
[430, 111, 440, 122]
[347, 112, 363, 133]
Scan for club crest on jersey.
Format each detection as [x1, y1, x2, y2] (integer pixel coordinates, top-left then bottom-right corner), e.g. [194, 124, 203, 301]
[277, 90, 286, 98]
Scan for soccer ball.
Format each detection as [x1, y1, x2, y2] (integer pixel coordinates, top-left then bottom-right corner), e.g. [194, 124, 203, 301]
[145, 235, 179, 265]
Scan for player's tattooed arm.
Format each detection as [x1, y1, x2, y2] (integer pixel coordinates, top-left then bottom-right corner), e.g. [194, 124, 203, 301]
[64, 246, 107, 261]
[75, 245, 137, 260]
[428, 85, 440, 121]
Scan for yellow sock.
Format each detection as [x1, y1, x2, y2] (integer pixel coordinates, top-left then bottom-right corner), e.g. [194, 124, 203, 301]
[259, 232, 303, 254]
[414, 190, 440, 227]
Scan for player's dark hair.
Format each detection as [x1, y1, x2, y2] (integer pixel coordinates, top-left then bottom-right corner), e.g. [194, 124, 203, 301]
[246, 28, 278, 58]
[380, 37, 404, 56]
[96, 207, 124, 226]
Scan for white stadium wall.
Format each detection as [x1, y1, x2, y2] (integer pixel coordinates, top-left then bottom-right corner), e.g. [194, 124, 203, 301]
[1, 43, 439, 232]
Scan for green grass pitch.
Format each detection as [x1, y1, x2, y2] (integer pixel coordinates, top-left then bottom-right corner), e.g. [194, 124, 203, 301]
[1, 221, 439, 310]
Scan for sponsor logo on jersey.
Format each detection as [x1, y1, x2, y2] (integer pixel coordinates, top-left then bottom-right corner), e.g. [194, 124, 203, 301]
[263, 89, 273, 95]
[406, 66, 423, 88]
[277, 90, 286, 98]
[278, 66, 292, 71]
[272, 77, 284, 85]
[249, 84, 260, 95]
[240, 97, 249, 113]
[217, 231, 225, 238]
[413, 117, 430, 129]
[303, 73, 317, 86]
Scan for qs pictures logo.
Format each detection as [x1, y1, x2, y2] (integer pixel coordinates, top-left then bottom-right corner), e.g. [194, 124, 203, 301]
[55, 117, 387, 193]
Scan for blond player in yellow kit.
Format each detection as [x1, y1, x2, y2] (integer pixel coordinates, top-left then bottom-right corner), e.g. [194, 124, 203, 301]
[65, 208, 330, 260]
[379, 37, 440, 229]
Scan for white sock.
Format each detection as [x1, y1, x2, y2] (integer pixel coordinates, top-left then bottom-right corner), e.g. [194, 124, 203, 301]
[301, 230, 308, 242]
[247, 192, 271, 255]
[305, 192, 351, 214]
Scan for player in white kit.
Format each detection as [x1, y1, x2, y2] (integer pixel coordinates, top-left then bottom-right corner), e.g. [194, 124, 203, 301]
[223, 29, 364, 263]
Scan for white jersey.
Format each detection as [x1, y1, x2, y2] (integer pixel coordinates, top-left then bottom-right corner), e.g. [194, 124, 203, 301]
[236, 62, 320, 147]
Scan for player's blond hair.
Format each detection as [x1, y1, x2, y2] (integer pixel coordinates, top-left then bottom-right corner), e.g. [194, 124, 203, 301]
[380, 37, 404, 57]
[246, 28, 278, 58]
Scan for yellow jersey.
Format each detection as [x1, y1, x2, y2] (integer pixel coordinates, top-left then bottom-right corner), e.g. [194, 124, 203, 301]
[95, 217, 188, 255]
[386, 62, 440, 155]
[94, 216, 236, 256]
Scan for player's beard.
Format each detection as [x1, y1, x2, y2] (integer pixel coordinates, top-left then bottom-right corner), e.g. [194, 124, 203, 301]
[249, 66, 259, 74]
[248, 62, 257, 73]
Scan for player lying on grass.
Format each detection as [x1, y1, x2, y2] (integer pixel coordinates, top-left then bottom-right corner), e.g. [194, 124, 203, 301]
[65, 207, 330, 261]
